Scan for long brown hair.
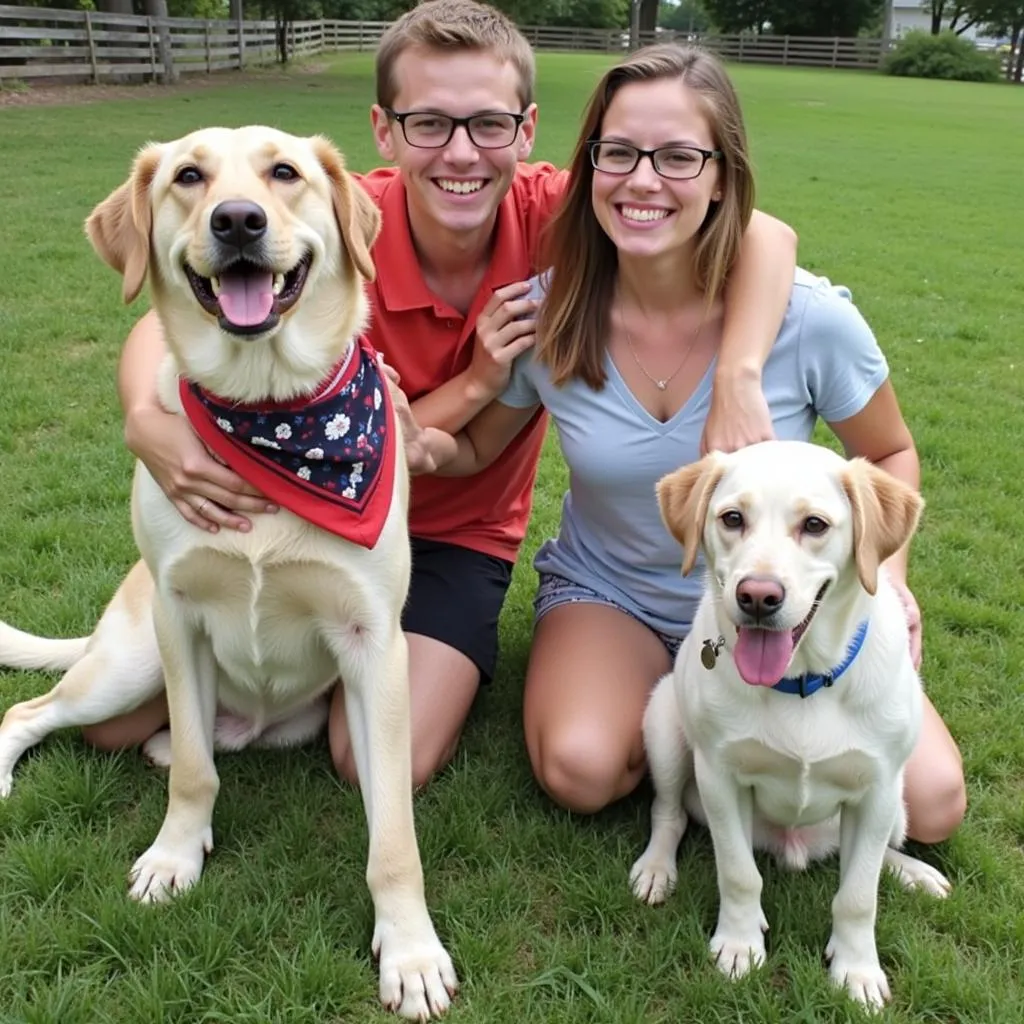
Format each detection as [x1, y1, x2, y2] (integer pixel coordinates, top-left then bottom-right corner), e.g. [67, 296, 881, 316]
[537, 43, 755, 389]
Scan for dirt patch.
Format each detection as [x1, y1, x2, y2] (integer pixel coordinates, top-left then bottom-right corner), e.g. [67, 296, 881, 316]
[0, 62, 330, 109]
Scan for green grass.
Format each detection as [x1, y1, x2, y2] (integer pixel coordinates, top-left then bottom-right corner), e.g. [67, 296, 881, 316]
[1, 54, 1023, 1023]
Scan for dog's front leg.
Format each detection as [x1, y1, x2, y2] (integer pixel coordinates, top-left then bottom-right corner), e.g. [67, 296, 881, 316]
[696, 752, 768, 978]
[825, 782, 901, 1010]
[341, 626, 457, 1020]
[630, 674, 690, 905]
[129, 593, 219, 904]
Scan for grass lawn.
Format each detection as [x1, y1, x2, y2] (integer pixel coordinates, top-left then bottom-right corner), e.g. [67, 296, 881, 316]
[1, 52, 1023, 1023]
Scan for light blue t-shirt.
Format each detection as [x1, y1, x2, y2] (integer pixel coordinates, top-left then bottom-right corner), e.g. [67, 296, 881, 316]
[499, 268, 890, 639]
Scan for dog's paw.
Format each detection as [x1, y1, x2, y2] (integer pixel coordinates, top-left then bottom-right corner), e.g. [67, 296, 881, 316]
[373, 916, 458, 1019]
[128, 831, 211, 904]
[710, 929, 766, 979]
[0, 769, 13, 799]
[141, 730, 172, 768]
[884, 849, 951, 898]
[629, 850, 677, 905]
[826, 946, 890, 1011]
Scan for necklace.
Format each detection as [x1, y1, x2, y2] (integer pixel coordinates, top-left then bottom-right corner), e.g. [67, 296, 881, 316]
[622, 313, 704, 392]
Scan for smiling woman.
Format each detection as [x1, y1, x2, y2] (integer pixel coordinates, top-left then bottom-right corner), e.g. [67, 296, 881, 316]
[428, 41, 965, 847]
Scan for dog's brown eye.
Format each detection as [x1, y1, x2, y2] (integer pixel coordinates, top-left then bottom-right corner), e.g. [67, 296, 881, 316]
[174, 166, 203, 186]
[720, 510, 744, 531]
[803, 516, 829, 536]
[272, 163, 299, 182]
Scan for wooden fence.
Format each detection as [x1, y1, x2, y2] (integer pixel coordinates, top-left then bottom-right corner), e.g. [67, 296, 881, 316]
[0, 5, 891, 86]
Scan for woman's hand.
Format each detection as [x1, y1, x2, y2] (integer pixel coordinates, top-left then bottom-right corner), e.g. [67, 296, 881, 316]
[381, 361, 457, 475]
[701, 369, 775, 455]
[125, 406, 274, 532]
[888, 574, 923, 670]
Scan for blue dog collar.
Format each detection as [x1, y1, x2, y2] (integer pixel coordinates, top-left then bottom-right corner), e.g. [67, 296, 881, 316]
[771, 620, 870, 699]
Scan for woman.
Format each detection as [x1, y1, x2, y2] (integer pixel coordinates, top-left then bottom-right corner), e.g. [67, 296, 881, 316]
[435, 43, 965, 842]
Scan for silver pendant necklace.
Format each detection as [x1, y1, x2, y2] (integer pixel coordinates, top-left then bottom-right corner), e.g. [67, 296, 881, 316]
[623, 314, 703, 391]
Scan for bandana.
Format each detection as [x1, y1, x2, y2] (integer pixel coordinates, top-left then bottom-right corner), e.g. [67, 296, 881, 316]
[179, 336, 396, 549]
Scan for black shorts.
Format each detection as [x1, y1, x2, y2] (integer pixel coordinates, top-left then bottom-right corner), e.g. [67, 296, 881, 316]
[402, 537, 515, 684]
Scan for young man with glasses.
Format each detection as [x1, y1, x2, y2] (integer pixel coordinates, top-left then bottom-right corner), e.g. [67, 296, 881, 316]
[112, 0, 799, 789]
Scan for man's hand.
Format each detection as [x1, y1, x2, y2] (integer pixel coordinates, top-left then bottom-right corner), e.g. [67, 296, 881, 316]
[125, 406, 273, 532]
[701, 369, 775, 455]
[467, 281, 539, 401]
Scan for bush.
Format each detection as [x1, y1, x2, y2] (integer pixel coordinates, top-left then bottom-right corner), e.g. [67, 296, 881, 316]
[883, 30, 1002, 83]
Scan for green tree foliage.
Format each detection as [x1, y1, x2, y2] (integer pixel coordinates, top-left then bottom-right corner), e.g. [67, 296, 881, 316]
[659, 0, 711, 32]
[700, 0, 883, 35]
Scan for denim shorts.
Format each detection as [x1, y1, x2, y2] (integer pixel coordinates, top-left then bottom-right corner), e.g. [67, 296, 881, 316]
[533, 572, 684, 660]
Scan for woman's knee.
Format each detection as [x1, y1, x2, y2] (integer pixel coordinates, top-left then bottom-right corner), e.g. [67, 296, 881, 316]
[907, 756, 967, 844]
[530, 723, 639, 815]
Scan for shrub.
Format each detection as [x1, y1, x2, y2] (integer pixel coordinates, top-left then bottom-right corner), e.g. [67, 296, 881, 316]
[883, 30, 1002, 83]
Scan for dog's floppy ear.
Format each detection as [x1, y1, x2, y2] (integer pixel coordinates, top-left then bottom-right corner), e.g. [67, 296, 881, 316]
[85, 143, 162, 305]
[656, 454, 725, 576]
[841, 458, 923, 595]
[311, 135, 381, 283]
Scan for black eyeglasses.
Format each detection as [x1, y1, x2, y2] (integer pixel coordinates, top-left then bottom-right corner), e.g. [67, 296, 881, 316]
[383, 108, 525, 149]
[588, 140, 722, 181]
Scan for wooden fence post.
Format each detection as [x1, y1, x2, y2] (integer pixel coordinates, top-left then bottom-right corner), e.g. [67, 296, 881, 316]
[147, 16, 157, 81]
[832, 36, 839, 68]
[738, 34, 745, 62]
[237, 8, 245, 69]
[83, 9, 100, 85]
[783, 34, 790, 66]
[205, 20, 212, 73]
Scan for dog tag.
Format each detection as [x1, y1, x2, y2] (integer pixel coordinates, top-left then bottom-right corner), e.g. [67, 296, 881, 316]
[700, 635, 725, 670]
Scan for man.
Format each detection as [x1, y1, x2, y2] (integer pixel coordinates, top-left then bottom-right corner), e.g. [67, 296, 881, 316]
[107, 0, 798, 788]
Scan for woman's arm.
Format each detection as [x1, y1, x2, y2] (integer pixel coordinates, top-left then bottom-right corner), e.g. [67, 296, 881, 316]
[119, 311, 271, 532]
[829, 381, 922, 664]
[829, 381, 919, 579]
[434, 400, 540, 477]
[703, 210, 798, 454]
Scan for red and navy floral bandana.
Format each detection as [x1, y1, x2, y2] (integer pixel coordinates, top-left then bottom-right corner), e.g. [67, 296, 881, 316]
[179, 336, 396, 549]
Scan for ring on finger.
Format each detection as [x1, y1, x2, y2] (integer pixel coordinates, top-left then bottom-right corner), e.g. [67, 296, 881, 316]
[197, 498, 210, 516]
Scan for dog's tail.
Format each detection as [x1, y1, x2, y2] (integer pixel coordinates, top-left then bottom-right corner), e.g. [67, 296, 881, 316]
[0, 622, 88, 671]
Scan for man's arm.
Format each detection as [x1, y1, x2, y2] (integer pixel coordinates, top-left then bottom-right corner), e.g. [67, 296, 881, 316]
[409, 282, 539, 433]
[118, 311, 271, 532]
[702, 210, 798, 455]
[433, 400, 539, 477]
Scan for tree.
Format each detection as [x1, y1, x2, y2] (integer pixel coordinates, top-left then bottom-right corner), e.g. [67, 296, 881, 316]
[698, 0, 773, 32]
[699, 0, 882, 34]
[970, 0, 1024, 80]
[659, 0, 711, 32]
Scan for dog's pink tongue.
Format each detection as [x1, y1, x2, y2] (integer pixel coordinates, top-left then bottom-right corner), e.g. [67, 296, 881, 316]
[733, 628, 794, 687]
[216, 269, 274, 327]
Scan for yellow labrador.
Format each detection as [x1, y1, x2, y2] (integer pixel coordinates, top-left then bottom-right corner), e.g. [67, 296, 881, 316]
[0, 126, 456, 1019]
[631, 441, 950, 1010]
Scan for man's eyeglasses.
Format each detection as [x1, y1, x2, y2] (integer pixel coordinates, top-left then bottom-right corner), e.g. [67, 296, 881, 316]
[588, 140, 723, 181]
[383, 108, 525, 149]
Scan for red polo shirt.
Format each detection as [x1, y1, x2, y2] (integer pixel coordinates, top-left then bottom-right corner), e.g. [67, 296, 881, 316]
[357, 163, 568, 563]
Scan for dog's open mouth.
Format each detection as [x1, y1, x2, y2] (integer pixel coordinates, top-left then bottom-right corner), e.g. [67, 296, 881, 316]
[732, 581, 830, 688]
[184, 254, 312, 337]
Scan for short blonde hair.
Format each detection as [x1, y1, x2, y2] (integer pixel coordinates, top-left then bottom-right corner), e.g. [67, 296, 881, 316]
[537, 43, 756, 389]
[376, 0, 536, 109]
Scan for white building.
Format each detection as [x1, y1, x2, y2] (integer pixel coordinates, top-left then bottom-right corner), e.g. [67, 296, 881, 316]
[887, 2, 1002, 46]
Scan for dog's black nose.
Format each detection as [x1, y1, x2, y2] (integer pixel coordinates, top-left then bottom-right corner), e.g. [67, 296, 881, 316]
[736, 575, 786, 619]
[210, 200, 268, 249]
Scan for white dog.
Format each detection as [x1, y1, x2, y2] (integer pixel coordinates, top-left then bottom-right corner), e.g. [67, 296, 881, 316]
[630, 441, 950, 1010]
[0, 126, 456, 1019]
